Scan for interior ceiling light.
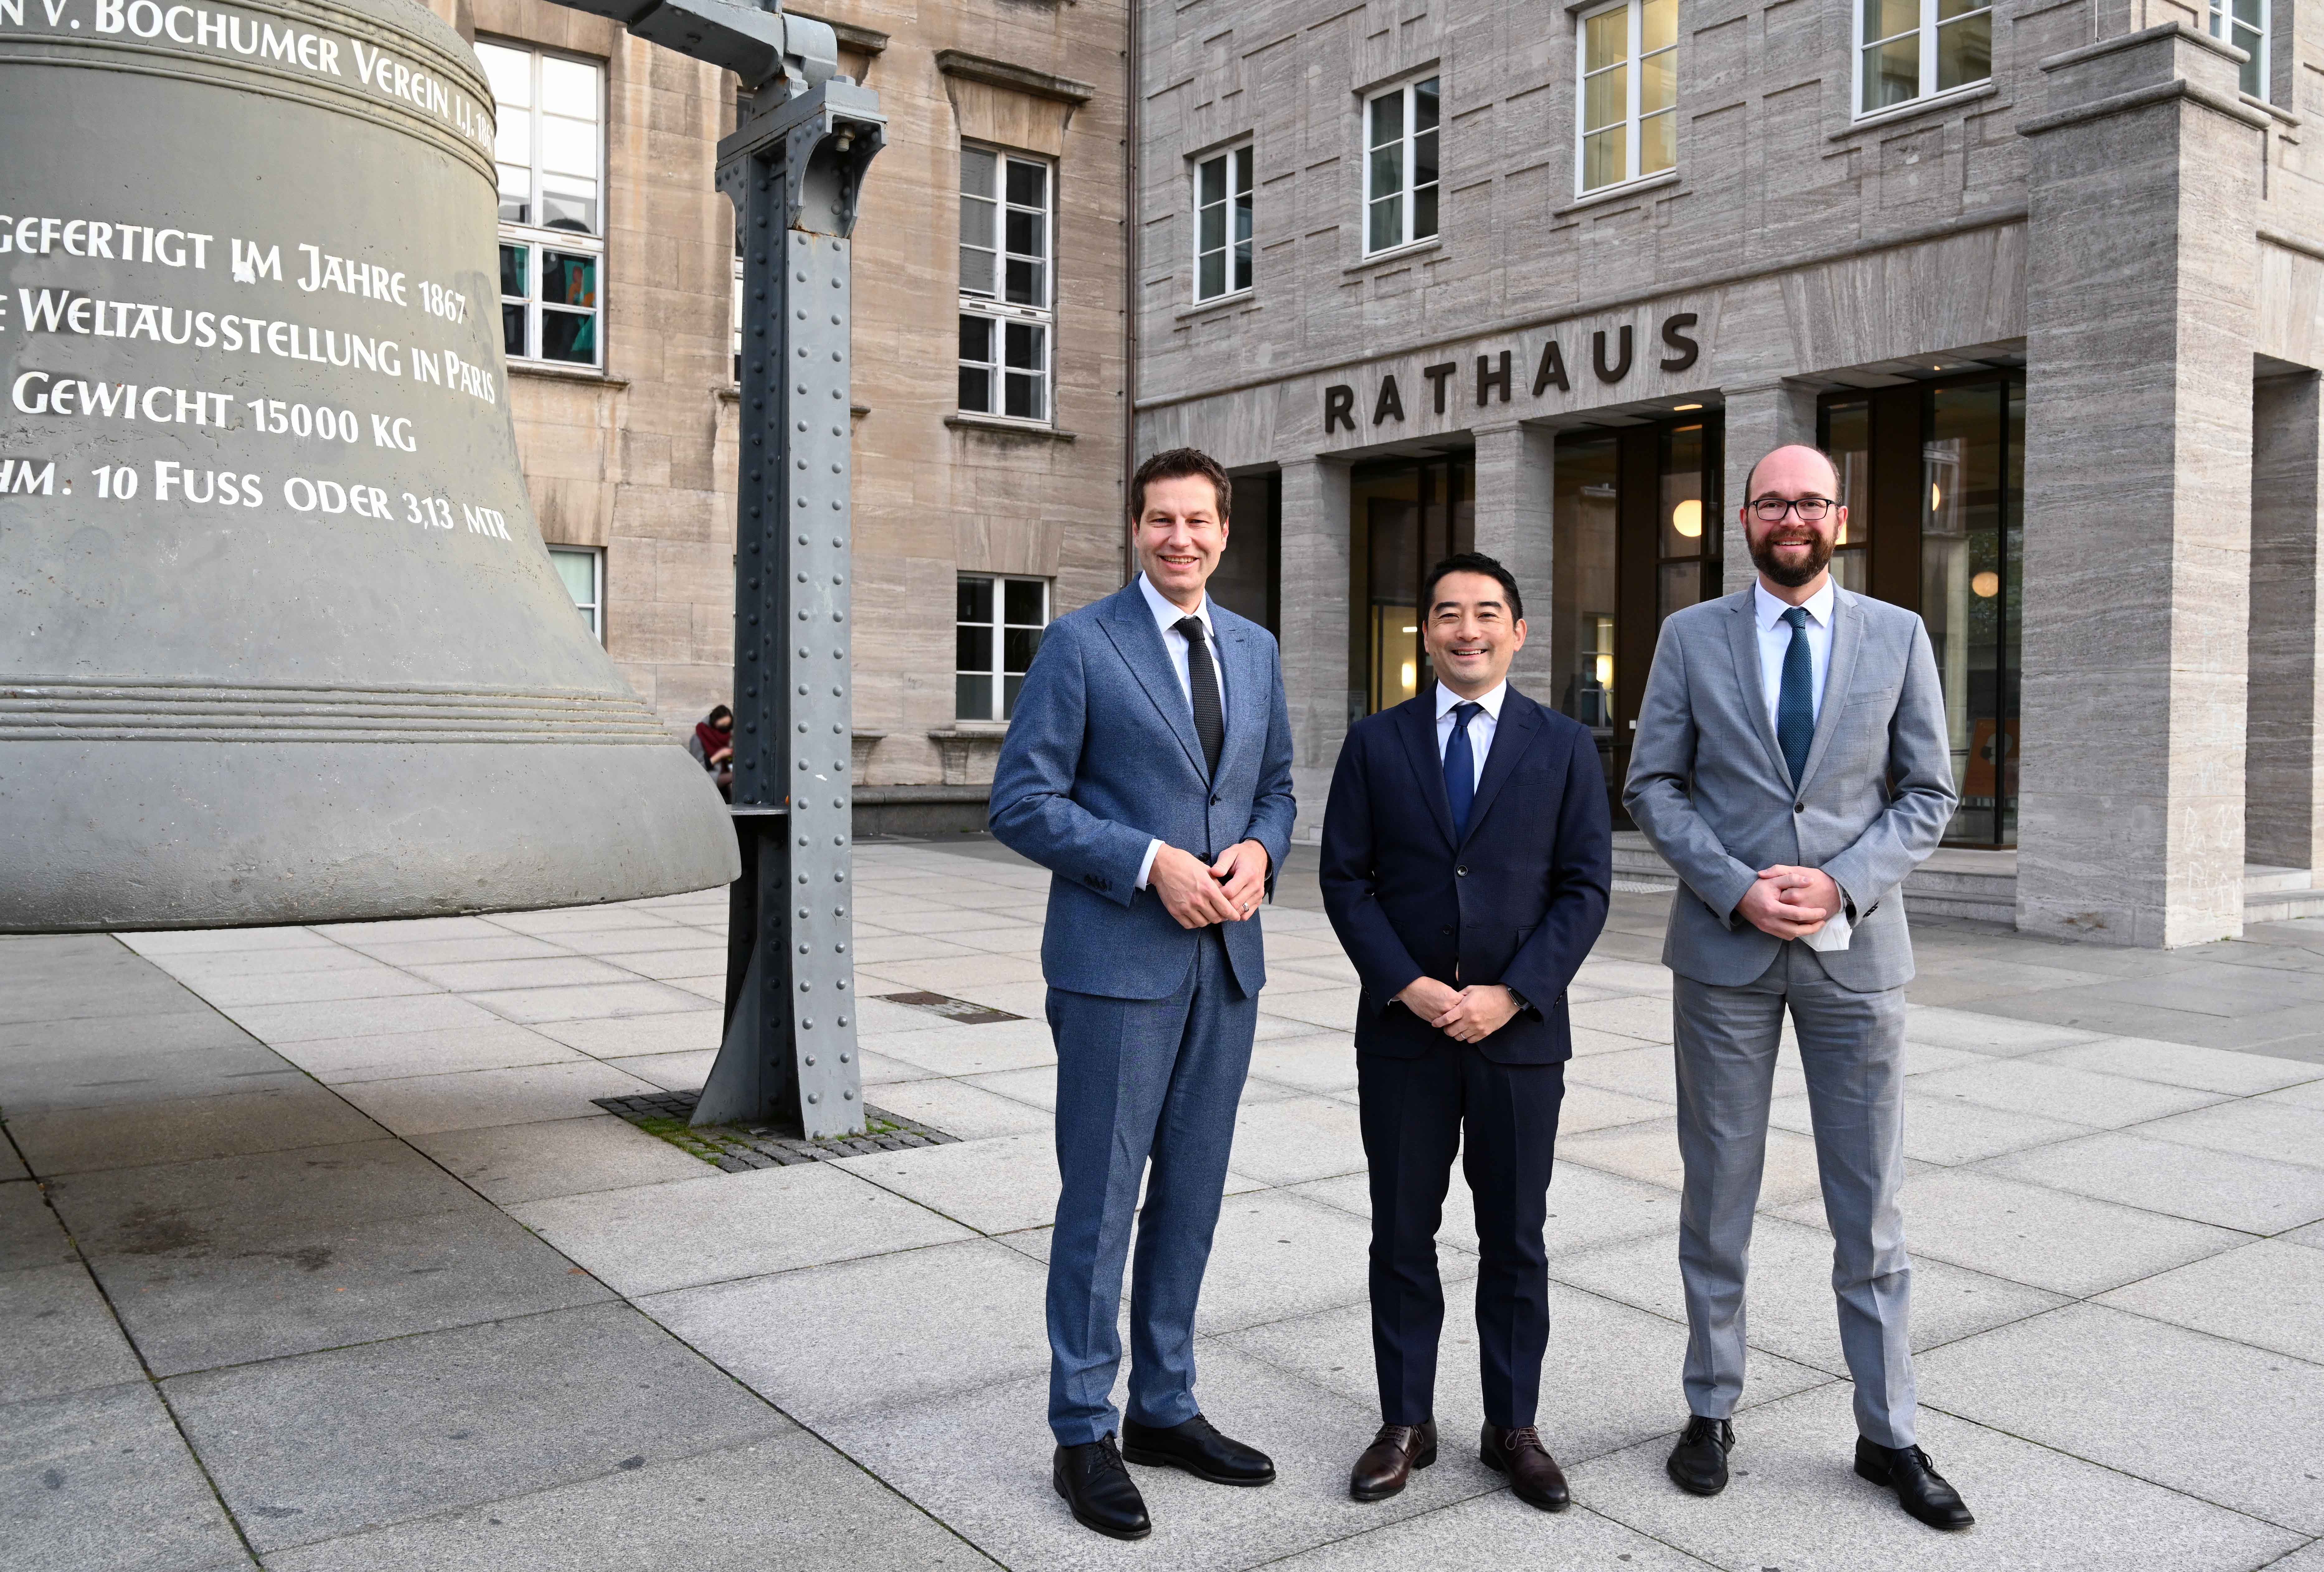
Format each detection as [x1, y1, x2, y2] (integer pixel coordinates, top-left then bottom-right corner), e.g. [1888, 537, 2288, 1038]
[1672, 499, 1703, 539]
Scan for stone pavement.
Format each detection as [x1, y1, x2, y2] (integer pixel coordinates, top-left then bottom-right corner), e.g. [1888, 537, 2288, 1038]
[4, 837, 2323, 1572]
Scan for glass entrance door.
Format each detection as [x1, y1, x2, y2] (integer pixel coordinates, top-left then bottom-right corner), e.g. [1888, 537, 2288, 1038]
[1550, 415, 1722, 818]
[1350, 455, 1474, 714]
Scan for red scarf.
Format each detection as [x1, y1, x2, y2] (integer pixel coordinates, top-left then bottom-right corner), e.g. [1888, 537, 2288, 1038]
[695, 721, 729, 757]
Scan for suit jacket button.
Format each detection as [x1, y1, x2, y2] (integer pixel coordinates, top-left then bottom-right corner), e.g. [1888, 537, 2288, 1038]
[1440, 926, 1454, 936]
[1794, 802, 1805, 813]
[1455, 865, 1468, 877]
[1210, 794, 1221, 805]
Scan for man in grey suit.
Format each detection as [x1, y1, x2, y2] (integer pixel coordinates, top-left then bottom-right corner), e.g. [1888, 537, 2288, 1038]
[1623, 443, 1973, 1531]
[990, 447, 1295, 1541]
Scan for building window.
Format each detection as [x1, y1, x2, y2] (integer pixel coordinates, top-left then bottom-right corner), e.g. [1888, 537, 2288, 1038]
[2208, 0, 2266, 97]
[1363, 76, 1439, 255]
[1193, 144, 1254, 302]
[1577, 0, 1677, 194]
[480, 40, 605, 368]
[957, 575, 1048, 720]
[958, 147, 1052, 423]
[549, 546, 603, 642]
[1857, 0, 1992, 116]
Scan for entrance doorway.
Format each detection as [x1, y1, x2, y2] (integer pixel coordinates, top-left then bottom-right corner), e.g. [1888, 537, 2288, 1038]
[1820, 372, 2023, 846]
[1550, 416, 1723, 815]
[1349, 454, 1474, 716]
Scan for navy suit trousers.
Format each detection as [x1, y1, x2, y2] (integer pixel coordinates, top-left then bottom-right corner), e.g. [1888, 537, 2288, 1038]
[1359, 1045, 1565, 1429]
[1046, 929, 1256, 1446]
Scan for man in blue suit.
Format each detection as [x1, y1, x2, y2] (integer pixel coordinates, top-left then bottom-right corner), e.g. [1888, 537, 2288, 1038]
[990, 447, 1296, 1541]
[1320, 552, 1611, 1512]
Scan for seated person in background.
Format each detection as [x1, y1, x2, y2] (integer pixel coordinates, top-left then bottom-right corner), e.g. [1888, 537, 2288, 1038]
[690, 704, 735, 801]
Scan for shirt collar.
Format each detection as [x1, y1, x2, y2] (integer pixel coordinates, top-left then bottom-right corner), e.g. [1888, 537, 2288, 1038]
[1137, 571, 1211, 636]
[1435, 680, 1507, 721]
[1754, 577, 1837, 631]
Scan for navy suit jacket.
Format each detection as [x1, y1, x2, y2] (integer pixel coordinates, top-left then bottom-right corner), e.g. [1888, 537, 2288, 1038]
[1320, 685, 1612, 1064]
[989, 581, 1296, 1001]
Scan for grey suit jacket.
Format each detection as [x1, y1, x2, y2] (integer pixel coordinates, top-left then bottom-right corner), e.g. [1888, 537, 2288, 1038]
[1621, 585, 1958, 993]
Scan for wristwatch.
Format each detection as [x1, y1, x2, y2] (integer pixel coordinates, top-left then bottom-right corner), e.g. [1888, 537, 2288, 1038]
[1505, 986, 1533, 1014]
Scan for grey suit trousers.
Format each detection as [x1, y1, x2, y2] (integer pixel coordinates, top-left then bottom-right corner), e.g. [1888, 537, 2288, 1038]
[1673, 942, 1915, 1447]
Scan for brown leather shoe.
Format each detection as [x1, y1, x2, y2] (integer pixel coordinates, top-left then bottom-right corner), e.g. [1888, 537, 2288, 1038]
[1349, 1421, 1437, 1502]
[1481, 1423, 1571, 1511]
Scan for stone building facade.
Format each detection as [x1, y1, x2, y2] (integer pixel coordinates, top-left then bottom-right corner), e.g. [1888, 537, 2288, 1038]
[1132, 0, 2324, 946]
[428, 0, 1130, 805]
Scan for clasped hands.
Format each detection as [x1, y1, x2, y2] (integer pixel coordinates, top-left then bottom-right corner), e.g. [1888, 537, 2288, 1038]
[1150, 840, 1270, 930]
[1738, 864, 1844, 940]
[1396, 976, 1520, 1044]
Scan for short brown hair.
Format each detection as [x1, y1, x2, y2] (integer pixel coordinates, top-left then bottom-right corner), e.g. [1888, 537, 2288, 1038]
[1129, 447, 1232, 523]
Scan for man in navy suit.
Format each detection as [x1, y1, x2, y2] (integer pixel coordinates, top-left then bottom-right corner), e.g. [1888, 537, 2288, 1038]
[1320, 551, 1611, 1511]
[990, 448, 1296, 1541]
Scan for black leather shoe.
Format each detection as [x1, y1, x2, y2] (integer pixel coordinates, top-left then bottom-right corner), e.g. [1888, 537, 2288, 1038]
[1350, 1421, 1437, 1501]
[1480, 1423, 1571, 1511]
[1666, 1415, 1734, 1496]
[1121, 1413, 1276, 1485]
[1855, 1438, 1974, 1530]
[1053, 1435, 1151, 1540]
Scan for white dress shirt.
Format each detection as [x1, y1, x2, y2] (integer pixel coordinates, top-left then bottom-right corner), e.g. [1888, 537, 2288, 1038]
[1135, 572, 1228, 890]
[1752, 578, 1835, 732]
[1434, 679, 1506, 790]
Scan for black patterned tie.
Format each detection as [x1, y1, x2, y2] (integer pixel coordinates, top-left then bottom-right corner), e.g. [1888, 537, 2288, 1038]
[1176, 615, 1225, 779]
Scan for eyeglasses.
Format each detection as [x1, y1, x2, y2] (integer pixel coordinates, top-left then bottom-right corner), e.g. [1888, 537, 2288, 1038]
[1748, 495, 1836, 523]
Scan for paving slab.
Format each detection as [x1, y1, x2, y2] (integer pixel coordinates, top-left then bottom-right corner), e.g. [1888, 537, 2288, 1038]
[0, 1041, 310, 1115]
[1981, 1131, 2324, 1234]
[1900, 1006, 2105, 1057]
[7, 1085, 385, 1177]
[1793, 1167, 2250, 1297]
[88, 1197, 612, 1377]
[1558, 1118, 1827, 1207]
[2135, 1100, 2324, 1171]
[119, 926, 335, 956]
[1548, 1214, 2067, 1375]
[164, 1300, 791, 1552]
[1257, 989, 1363, 1034]
[598, 1049, 720, 1091]
[259, 1430, 996, 1572]
[861, 1019, 1060, 1077]
[1917, 1303, 2324, 1533]
[509, 1161, 974, 1297]
[1767, 1091, 2096, 1167]
[0, 1262, 144, 1401]
[0, 1177, 79, 1269]
[260, 1021, 583, 1084]
[1563, 1380, 2302, 1572]
[1260, 1494, 1717, 1570]
[328, 934, 570, 967]
[414, 1115, 716, 1205]
[403, 958, 638, 992]
[1191, 1189, 1395, 1333]
[333, 1062, 658, 1138]
[647, 1236, 1052, 1423]
[137, 947, 381, 983]
[1224, 1280, 1831, 1471]
[835, 1131, 1064, 1234]
[0, 1380, 254, 1572]
[824, 1343, 1495, 1572]
[0, 1141, 23, 1182]
[1567, 995, 1679, 1044]
[861, 1075, 1052, 1139]
[962, 1063, 1059, 1109]
[1245, 1031, 1362, 1095]
[310, 916, 516, 943]
[2094, 1240, 2324, 1362]
[532, 1011, 725, 1057]
[2265, 1080, 2324, 1112]
[1227, 1096, 1371, 1186]
[1906, 1058, 2228, 1129]
[485, 907, 686, 935]
[589, 946, 732, 981]
[2035, 1036, 2324, 1095]
[164, 968, 442, 1010]
[463, 981, 712, 1025]
[221, 994, 507, 1045]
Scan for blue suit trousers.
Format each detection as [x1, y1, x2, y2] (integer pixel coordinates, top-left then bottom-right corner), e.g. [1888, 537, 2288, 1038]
[1046, 929, 1256, 1446]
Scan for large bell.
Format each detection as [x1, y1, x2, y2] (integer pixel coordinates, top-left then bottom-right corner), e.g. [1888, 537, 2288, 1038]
[0, 0, 738, 930]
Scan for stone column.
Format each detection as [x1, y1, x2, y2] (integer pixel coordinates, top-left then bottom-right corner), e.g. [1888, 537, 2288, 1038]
[2248, 370, 2324, 873]
[2015, 24, 2267, 946]
[1472, 419, 1558, 695]
[1717, 379, 1818, 594]
[1278, 456, 1352, 840]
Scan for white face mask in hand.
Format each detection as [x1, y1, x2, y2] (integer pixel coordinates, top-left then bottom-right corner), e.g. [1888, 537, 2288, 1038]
[1804, 906, 1853, 952]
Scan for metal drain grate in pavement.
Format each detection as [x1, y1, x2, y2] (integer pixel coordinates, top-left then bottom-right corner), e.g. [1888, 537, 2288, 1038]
[878, 991, 1023, 1025]
[593, 1090, 957, 1170]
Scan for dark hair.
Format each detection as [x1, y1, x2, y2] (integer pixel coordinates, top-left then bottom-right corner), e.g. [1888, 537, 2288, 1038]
[707, 705, 733, 726]
[1422, 552, 1523, 623]
[1742, 444, 1844, 503]
[1129, 447, 1232, 523]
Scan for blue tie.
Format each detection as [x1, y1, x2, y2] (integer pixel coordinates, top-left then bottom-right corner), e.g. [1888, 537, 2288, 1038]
[1444, 702, 1481, 841]
[1777, 606, 1815, 786]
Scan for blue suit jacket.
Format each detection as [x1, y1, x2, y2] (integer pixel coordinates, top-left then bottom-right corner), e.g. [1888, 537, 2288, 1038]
[989, 581, 1297, 1001]
[1320, 686, 1612, 1064]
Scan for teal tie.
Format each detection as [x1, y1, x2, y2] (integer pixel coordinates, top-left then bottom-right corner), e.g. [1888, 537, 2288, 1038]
[1778, 606, 1814, 786]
